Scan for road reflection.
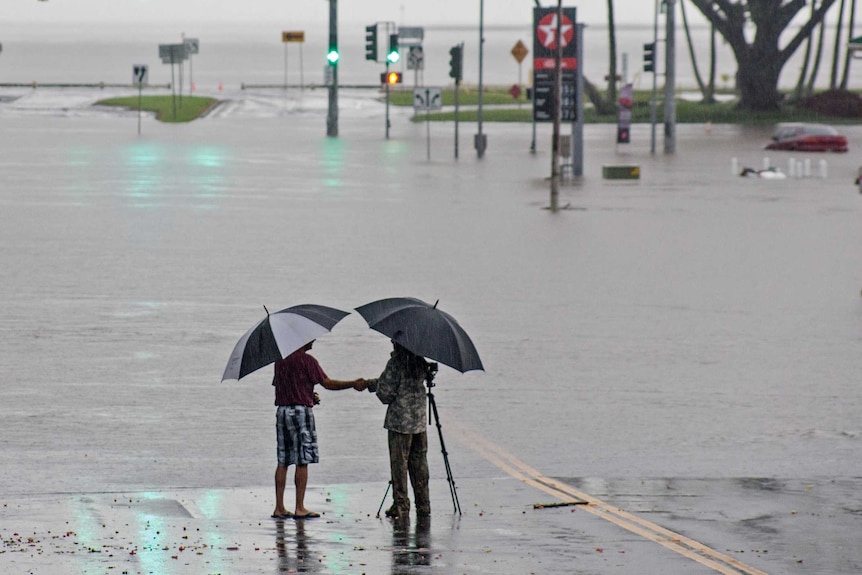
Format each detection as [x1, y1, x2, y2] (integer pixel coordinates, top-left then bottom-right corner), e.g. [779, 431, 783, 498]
[274, 517, 322, 573]
[391, 516, 432, 574]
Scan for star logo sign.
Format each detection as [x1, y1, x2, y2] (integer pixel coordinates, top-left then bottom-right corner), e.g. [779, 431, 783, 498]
[536, 13, 574, 50]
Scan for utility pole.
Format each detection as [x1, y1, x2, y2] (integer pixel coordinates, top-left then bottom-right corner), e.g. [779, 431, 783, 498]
[664, 0, 676, 154]
[476, 0, 486, 158]
[549, 0, 562, 213]
[326, 0, 339, 137]
[572, 23, 584, 177]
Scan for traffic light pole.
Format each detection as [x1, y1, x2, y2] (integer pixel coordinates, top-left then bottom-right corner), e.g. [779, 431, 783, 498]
[476, 0, 486, 158]
[650, 0, 658, 154]
[385, 62, 391, 140]
[664, 0, 676, 154]
[326, 0, 338, 137]
[449, 43, 463, 159]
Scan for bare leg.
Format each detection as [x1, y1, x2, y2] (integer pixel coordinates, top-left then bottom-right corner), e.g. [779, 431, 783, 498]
[294, 464, 309, 516]
[273, 465, 289, 516]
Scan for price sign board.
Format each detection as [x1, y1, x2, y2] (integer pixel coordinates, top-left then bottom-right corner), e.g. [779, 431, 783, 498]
[532, 6, 577, 123]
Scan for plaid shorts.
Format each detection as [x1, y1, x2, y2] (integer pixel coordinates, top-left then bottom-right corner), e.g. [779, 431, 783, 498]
[276, 405, 319, 467]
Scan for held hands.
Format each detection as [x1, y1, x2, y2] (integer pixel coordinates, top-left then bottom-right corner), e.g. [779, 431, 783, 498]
[353, 378, 368, 392]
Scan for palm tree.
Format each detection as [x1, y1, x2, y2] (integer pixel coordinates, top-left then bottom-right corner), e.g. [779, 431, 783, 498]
[680, 0, 717, 103]
[605, 0, 618, 108]
[840, 0, 858, 89]
[830, 0, 847, 88]
[806, 9, 829, 96]
[794, 0, 817, 100]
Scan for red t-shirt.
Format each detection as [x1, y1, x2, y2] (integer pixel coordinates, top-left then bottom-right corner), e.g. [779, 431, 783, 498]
[272, 349, 328, 407]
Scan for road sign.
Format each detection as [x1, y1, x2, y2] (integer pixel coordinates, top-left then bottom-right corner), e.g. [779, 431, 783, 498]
[511, 40, 528, 63]
[159, 43, 188, 64]
[413, 87, 442, 111]
[133, 64, 149, 86]
[533, 6, 577, 71]
[184, 37, 200, 54]
[407, 45, 424, 71]
[282, 31, 305, 43]
[398, 26, 424, 47]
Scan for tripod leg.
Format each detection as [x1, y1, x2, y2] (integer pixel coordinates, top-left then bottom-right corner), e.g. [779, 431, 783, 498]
[427, 390, 462, 515]
[376, 481, 392, 518]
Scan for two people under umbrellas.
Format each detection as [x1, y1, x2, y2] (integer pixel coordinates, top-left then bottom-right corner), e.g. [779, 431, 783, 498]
[271, 338, 431, 521]
[225, 299, 481, 521]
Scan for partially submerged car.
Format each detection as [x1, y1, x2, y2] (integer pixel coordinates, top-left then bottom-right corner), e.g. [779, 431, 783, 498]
[765, 123, 848, 152]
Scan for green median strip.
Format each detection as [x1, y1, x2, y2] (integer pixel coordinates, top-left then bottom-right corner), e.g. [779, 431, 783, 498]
[96, 95, 219, 123]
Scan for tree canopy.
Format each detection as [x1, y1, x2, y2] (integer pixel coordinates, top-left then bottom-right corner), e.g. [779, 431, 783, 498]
[688, 0, 838, 110]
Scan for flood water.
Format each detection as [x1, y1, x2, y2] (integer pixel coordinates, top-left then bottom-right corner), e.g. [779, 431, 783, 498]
[1, 87, 861, 502]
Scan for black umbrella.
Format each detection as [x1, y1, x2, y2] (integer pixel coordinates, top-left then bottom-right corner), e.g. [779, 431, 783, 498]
[222, 304, 350, 381]
[355, 297, 483, 373]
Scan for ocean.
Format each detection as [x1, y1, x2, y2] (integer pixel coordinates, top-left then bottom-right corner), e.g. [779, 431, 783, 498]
[2, 21, 859, 92]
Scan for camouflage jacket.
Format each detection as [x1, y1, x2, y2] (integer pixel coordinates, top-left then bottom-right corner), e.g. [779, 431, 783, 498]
[367, 352, 428, 434]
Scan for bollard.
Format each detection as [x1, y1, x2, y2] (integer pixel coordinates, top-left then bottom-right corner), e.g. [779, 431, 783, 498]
[731, 157, 738, 175]
[763, 157, 770, 170]
[819, 159, 827, 179]
[804, 158, 812, 178]
[788, 158, 796, 179]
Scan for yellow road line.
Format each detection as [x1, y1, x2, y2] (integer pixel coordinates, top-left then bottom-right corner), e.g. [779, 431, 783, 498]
[452, 422, 768, 575]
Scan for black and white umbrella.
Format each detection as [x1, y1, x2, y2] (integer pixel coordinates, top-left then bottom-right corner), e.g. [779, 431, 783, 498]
[221, 304, 350, 381]
[355, 297, 483, 373]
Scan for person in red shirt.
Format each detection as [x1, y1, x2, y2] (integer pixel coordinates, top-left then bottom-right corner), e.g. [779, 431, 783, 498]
[271, 340, 364, 519]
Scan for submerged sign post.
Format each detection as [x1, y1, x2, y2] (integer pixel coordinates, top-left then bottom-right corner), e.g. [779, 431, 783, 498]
[414, 87, 442, 160]
[183, 37, 199, 93]
[158, 43, 188, 120]
[132, 64, 148, 135]
[281, 31, 306, 90]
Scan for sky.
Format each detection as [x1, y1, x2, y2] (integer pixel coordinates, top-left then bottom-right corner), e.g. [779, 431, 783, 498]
[1, 0, 659, 27]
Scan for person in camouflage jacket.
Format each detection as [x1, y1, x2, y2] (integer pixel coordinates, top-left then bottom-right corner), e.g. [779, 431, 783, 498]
[364, 342, 431, 519]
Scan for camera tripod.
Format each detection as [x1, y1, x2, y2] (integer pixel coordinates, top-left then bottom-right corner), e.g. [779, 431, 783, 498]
[376, 367, 462, 517]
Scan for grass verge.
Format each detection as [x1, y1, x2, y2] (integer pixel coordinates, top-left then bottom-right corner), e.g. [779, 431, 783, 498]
[96, 95, 219, 123]
[389, 86, 858, 125]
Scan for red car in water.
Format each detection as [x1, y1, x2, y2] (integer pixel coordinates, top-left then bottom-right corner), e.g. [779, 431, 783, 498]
[765, 123, 848, 152]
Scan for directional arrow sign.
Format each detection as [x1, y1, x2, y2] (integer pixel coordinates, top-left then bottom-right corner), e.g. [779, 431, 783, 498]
[132, 64, 149, 86]
[413, 87, 442, 111]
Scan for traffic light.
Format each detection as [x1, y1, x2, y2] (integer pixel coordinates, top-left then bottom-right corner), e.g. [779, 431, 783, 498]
[384, 71, 402, 85]
[327, 46, 339, 65]
[448, 44, 462, 82]
[643, 42, 655, 73]
[387, 34, 399, 64]
[365, 24, 377, 61]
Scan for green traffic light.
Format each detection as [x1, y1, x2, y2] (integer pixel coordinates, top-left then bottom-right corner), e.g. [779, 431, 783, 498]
[327, 49, 339, 65]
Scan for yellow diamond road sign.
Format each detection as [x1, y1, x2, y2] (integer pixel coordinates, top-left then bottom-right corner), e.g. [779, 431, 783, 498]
[511, 40, 528, 63]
